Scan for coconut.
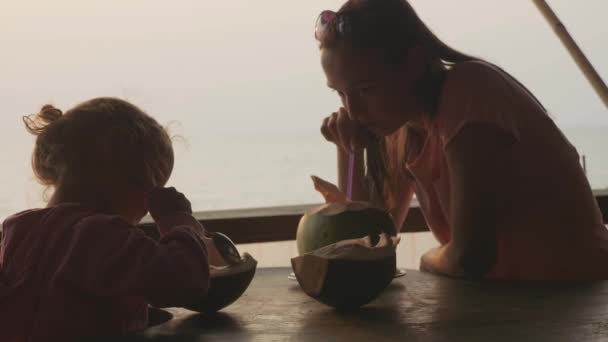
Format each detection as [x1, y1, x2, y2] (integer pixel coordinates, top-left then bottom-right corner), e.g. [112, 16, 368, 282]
[184, 232, 257, 313]
[296, 201, 395, 255]
[291, 234, 398, 310]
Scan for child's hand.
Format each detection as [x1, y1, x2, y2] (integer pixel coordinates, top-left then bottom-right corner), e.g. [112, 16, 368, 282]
[147, 187, 193, 223]
[321, 107, 373, 152]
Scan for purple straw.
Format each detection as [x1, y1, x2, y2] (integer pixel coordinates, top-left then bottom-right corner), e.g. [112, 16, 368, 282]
[346, 151, 355, 201]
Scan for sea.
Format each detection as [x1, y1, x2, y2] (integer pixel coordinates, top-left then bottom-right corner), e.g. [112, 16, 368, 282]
[1, 123, 607, 269]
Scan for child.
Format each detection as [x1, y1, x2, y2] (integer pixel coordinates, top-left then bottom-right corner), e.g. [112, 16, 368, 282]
[0, 98, 211, 341]
[314, 0, 608, 280]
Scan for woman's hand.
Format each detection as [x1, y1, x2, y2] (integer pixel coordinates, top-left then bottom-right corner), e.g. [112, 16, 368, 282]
[320, 108, 372, 202]
[321, 107, 373, 152]
[420, 245, 471, 278]
[420, 247, 446, 274]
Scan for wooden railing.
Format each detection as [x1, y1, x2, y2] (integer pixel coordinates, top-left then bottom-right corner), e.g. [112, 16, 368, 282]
[2, 190, 607, 244]
[137, 190, 608, 244]
[137, 202, 428, 244]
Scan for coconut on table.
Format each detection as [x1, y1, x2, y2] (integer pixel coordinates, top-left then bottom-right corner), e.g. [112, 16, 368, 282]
[292, 233, 398, 310]
[136, 227, 258, 313]
[183, 232, 257, 314]
[296, 201, 396, 254]
[291, 176, 400, 310]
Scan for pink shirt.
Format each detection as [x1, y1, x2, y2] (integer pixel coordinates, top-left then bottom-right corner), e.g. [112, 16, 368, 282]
[0, 203, 209, 341]
[388, 61, 608, 280]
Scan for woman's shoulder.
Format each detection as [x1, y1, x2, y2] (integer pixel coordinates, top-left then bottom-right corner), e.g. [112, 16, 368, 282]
[441, 60, 542, 109]
[448, 60, 498, 78]
[435, 61, 528, 147]
[442, 61, 510, 100]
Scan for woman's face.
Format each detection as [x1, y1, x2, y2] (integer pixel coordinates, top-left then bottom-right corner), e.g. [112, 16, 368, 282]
[321, 44, 426, 135]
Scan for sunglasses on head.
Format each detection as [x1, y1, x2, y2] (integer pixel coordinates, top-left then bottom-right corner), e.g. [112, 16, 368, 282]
[314, 10, 354, 44]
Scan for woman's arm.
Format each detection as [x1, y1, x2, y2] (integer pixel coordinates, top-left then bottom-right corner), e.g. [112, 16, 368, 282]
[389, 184, 415, 234]
[421, 123, 513, 278]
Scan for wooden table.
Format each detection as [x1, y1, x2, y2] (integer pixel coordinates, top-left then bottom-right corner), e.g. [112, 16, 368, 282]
[109, 268, 608, 342]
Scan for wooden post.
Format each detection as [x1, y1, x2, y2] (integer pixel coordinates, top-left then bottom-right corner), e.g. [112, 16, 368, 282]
[532, 0, 608, 109]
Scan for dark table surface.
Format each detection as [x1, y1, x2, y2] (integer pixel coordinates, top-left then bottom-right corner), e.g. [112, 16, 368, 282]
[111, 268, 608, 342]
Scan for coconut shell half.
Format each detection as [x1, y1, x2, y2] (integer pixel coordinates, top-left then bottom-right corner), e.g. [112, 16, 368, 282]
[292, 234, 398, 310]
[296, 202, 396, 255]
[185, 253, 257, 313]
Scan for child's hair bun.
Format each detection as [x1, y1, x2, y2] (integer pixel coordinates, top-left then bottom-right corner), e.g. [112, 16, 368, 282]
[23, 104, 63, 135]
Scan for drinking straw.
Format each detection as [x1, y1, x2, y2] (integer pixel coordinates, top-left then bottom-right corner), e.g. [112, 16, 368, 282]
[346, 151, 355, 201]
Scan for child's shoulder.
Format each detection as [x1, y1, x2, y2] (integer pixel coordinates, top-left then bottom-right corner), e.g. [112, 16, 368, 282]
[2, 207, 53, 234]
[3, 204, 133, 238]
[49, 204, 135, 232]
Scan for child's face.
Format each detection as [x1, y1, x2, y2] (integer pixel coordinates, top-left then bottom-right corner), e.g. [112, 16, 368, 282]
[107, 182, 150, 226]
[321, 44, 426, 135]
[103, 168, 163, 226]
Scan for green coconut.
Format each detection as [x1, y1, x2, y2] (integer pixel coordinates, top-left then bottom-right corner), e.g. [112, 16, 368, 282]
[296, 202, 395, 255]
[292, 234, 398, 310]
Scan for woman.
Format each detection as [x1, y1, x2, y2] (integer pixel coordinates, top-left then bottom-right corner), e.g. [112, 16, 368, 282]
[315, 0, 608, 280]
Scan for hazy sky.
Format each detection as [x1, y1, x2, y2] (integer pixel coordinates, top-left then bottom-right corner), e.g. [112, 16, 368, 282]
[1, 0, 606, 130]
[0, 0, 606, 211]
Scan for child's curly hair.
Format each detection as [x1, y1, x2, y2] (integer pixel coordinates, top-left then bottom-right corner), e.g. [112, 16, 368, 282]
[23, 97, 174, 193]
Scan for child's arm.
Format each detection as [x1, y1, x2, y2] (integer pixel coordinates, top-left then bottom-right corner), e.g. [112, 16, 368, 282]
[59, 213, 210, 308]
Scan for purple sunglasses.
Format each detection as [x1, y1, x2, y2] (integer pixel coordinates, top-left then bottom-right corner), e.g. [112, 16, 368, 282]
[314, 10, 353, 44]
